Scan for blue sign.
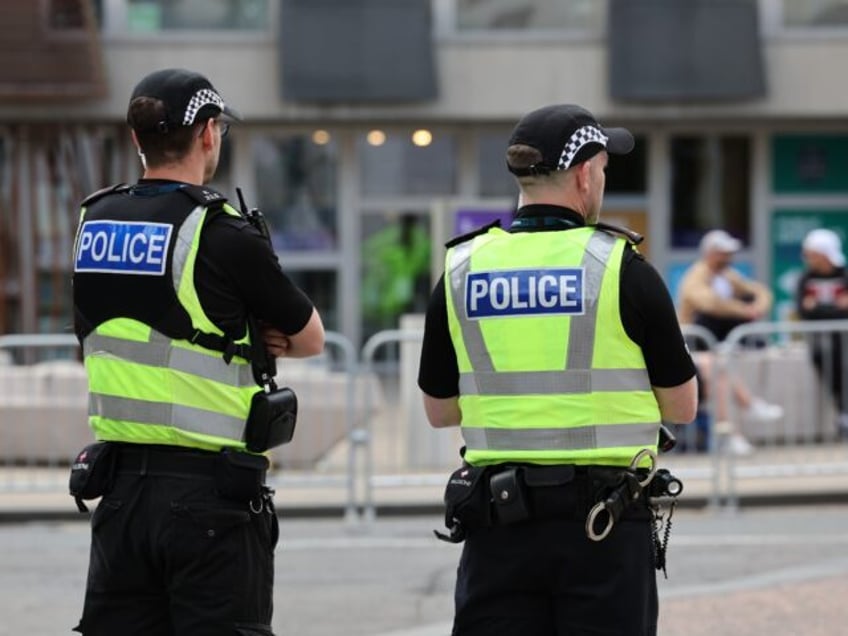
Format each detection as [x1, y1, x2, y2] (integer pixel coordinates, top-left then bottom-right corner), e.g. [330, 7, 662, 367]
[465, 268, 585, 319]
[74, 221, 172, 275]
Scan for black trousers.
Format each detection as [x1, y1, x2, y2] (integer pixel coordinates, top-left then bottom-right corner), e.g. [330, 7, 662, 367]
[452, 517, 658, 636]
[811, 334, 848, 414]
[74, 461, 278, 635]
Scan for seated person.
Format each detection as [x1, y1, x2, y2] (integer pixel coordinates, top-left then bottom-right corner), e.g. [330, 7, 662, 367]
[677, 230, 783, 454]
[796, 228, 848, 439]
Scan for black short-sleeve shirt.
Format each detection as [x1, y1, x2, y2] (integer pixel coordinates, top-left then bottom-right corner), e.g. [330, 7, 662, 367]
[195, 205, 315, 339]
[418, 205, 696, 398]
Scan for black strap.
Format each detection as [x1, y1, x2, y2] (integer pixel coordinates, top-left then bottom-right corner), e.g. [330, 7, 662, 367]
[593, 221, 644, 246]
[445, 219, 501, 248]
[176, 183, 228, 206]
[246, 313, 277, 389]
[80, 183, 130, 207]
[189, 330, 252, 365]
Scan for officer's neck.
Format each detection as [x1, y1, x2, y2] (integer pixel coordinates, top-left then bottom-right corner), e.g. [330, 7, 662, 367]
[519, 192, 587, 220]
[142, 164, 204, 186]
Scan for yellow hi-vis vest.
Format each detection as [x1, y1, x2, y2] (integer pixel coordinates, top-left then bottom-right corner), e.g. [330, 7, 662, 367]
[75, 198, 259, 452]
[445, 225, 661, 467]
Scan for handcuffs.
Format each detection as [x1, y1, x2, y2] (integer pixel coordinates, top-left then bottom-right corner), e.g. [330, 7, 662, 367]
[585, 448, 657, 542]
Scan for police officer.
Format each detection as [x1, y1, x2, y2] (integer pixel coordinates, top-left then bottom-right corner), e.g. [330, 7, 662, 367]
[418, 104, 698, 636]
[71, 68, 325, 635]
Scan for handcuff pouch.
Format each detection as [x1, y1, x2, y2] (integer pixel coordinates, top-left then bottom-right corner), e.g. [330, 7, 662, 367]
[244, 387, 297, 453]
[489, 467, 530, 524]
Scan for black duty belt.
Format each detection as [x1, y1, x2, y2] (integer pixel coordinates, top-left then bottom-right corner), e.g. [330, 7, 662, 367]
[487, 463, 653, 527]
[114, 444, 235, 479]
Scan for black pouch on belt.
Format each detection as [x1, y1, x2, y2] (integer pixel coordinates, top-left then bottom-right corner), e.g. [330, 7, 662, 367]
[489, 467, 530, 525]
[244, 387, 298, 453]
[435, 463, 491, 543]
[68, 442, 117, 513]
[214, 449, 269, 502]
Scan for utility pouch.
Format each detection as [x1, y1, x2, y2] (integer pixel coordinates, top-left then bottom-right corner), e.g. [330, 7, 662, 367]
[214, 449, 269, 503]
[68, 442, 117, 513]
[489, 467, 530, 525]
[244, 387, 297, 453]
[435, 464, 491, 543]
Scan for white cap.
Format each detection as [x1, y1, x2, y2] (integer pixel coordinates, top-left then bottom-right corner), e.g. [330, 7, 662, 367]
[803, 228, 846, 267]
[700, 230, 741, 254]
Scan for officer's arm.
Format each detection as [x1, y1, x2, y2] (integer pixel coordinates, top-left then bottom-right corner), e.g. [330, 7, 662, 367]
[422, 394, 461, 428]
[275, 308, 324, 358]
[652, 375, 698, 424]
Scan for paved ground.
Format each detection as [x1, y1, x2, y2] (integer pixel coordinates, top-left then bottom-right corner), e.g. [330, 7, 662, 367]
[2, 505, 848, 635]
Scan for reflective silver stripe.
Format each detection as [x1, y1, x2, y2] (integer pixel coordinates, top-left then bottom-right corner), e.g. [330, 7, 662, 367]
[461, 422, 658, 451]
[172, 206, 204, 291]
[448, 240, 495, 374]
[84, 332, 254, 387]
[459, 368, 651, 395]
[566, 231, 616, 369]
[89, 393, 246, 440]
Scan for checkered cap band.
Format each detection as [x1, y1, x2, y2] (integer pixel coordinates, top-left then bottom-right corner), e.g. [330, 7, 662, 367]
[557, 125, 609, 171]
[182, 88, 225, 126]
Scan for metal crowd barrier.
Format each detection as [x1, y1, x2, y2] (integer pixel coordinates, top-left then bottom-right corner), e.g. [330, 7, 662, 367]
[716, 319, 848, 508]
[357, 329, 458, 522]
[0, 333, 82, 493]
[0, 331, 367, 521]
[4, 322, 848, 517]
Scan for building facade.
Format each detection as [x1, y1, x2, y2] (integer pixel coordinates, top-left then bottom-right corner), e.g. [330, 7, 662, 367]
[1, 0, 848, 345]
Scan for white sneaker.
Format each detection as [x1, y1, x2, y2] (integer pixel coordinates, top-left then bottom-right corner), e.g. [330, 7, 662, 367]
[746, 398, 784, 422]
[727, 433, 754, 456]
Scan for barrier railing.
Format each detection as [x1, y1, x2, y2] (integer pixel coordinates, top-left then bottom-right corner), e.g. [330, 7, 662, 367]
[358, 329, 449, 522]
[4, 322, 848, 516]
[0, 334, 83, 492]
[266, 330, 362, 522]
[717, 319, 848, 508]
[0, 331, 365, 520]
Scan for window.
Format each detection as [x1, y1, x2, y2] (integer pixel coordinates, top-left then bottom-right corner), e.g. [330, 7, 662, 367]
[48, 0, 100, 30]
[456, 0, 605, 32]
[361, 211, 432, 338]
[606, 136, 647, 194]
[252, 135, 338, 251]
[359, 131, 457, 197]
[477, 130, 518, 198]
[669, 136, 751, 248]
[782, 0, 848, 26]
[126, 0, 268, 31]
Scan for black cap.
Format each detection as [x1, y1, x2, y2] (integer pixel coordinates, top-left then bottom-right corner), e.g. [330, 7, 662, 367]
[507, 104, 634, 176]
[127, 68, 242, 133]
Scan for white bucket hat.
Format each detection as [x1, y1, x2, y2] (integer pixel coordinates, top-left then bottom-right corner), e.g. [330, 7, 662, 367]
[803, 228, 846, 267]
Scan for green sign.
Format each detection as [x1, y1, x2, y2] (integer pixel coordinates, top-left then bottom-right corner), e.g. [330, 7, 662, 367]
[772, 135, 848, 194]
[771, 210, 848, 321]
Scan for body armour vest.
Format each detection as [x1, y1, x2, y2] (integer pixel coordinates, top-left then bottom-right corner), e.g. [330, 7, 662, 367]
[72, 183, 259, 452]
[445, 225, 661, 467]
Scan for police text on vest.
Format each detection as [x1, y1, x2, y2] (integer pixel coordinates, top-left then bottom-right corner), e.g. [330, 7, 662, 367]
[464, 268, 585, 318]
[74, 221, 172, 276]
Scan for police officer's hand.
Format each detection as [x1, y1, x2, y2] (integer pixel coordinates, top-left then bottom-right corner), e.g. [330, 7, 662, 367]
[261, 324, 291, 358]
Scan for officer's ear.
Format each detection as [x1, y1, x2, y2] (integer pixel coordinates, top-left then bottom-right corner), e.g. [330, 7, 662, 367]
[573, 159, 593, 194]
[197, 118, 216, 150]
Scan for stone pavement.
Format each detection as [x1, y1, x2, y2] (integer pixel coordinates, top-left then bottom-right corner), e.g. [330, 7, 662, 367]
[4, 507, 848, 635]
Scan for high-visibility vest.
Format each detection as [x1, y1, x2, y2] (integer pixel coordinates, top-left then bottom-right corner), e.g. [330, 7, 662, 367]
[445, 225, 660, 467]
[73, 185, 259, 452]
